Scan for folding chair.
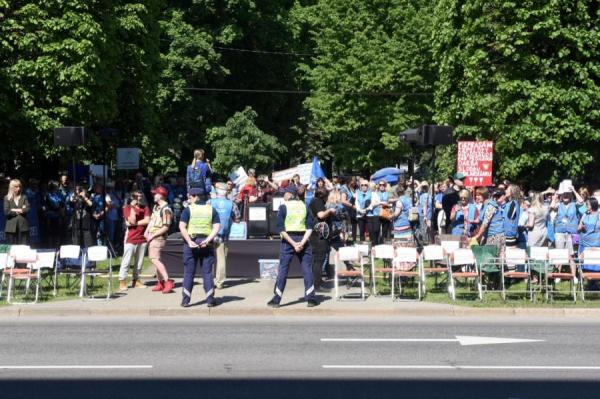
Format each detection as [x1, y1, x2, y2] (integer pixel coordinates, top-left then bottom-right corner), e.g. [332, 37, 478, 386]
[334, 246, 366, 301]
[82, 246, 113, 299]
[440, 240, 460, 254]
[578, 248, 600, 301]
[31, 251, 57, 303]
[0, 253, 11, 299]
[502, 247, 532, 301]
[472, 245, 501, 295]
[421, 245, 448, 296]
[7, 247, 37, 304]
[448, 248, 482, 301]
[54, 245, 84, 297]
[393, 247, 421, 301]
[528, 246, 549, 295]
[370, 244, 395, 297]
[546, 248, 576, 302]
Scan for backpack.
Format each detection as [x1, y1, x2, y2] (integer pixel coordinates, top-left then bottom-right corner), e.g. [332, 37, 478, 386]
[189, 163, 207, 189]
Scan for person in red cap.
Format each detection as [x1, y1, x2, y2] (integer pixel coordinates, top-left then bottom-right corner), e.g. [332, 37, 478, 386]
[144, 185, 174, 293]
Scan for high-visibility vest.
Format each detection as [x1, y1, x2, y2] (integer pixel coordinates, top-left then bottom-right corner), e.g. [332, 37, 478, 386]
[187, 203, 213, 236]
[149, 204, 171, 234]
[284, 200, 307, 232]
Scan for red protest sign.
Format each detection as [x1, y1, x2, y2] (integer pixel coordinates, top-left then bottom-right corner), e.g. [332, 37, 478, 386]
[457, 141, 494, 187]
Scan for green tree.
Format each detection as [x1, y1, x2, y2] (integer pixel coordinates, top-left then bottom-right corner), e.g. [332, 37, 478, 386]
[433, 0, 600, 186]
[206, 106, 285, 175]
[292, 0, 436, 173]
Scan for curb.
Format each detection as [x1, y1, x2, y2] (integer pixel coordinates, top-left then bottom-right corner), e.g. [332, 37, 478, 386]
[2, 305, 600, 318]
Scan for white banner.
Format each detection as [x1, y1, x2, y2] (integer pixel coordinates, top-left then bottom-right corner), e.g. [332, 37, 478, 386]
[271, 162, 312, 184]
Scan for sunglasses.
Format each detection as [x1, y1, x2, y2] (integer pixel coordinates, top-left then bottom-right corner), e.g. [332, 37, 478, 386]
[361, 184, 368, 187]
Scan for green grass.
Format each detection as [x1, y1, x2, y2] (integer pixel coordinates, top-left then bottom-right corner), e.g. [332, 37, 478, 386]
[365, 259, 600, 308]
[0, 257, 156, 306]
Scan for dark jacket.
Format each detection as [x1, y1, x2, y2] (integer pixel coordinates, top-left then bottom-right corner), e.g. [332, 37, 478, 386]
[4, 195, 30, 233]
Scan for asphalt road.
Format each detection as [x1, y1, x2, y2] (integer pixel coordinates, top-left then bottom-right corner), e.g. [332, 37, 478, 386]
[1, 316, 600, 398]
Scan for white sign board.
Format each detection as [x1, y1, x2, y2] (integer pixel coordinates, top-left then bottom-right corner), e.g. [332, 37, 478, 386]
[271, 162, 312, 184]
[117, 148, 140, 170]
[229, 166, 248, 188]
[248, 206, 267, 221]
[89, 164, 107, 178]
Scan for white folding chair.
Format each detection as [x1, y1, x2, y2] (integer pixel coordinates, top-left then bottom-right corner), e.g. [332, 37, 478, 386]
[54, 245, 84, 297]
[0, 253, 12, 299]
[82, 246, 113, 299]
[547, 248, 576, 302]
[25, 251, 57, 304]
[393, 247, 421, 301]
[578, 248, 600, 301]
[447, 248, 482, 301]
[7, 247, 37, 304]
[335, 247, 366, 301]
[502, 248, 532, 301]
[421, 245, 448, 296]
[440, 240, 460, 254]
[370, 244, 395, 297]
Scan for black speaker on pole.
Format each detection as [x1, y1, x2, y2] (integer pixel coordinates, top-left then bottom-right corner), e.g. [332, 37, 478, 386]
[54, 127, 89, 146]
[399, 125, 453, 147]
[423, 125, 453, 146]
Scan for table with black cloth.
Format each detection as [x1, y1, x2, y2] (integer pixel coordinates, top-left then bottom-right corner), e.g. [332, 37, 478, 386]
[162, 233, 303, 278]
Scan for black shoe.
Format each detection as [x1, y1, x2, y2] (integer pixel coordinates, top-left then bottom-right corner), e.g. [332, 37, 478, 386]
[206, 300, 217, 308]
[267, 299, 280, 308]
[180, 301, 191, 308]
[307, 299, 319, 308]
[315, 286, 331, 293]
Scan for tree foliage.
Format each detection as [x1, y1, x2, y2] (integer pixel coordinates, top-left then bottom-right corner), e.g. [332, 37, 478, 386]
[433, 0, 600, 185]
[291, 0, 436, 173]
[206, 106, 284, 175]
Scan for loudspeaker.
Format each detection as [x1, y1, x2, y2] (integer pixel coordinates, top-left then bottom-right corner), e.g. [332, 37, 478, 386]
[268, 209, 279, 237]
[423, 125, 453, 146]
[54, 127, 89, 146]
[247, 203, 269, 238]
[399, 125, 453, 147]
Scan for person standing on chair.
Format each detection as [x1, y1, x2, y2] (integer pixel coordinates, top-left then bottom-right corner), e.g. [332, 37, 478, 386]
[179, 187, 221, 307]
[268, 191, 318, 308]
[145, 186, 174, 294]
[4, 179, 29, 245]
[118, 190, 150, 291]
[209, 182, 240, 289]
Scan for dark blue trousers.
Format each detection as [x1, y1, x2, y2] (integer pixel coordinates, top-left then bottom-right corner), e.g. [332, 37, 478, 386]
[182, 238, 215, 305]
[272, 236, 315, 304]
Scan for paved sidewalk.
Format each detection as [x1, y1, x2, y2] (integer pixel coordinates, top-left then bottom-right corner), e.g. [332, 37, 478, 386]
[2, 277, 600, 318]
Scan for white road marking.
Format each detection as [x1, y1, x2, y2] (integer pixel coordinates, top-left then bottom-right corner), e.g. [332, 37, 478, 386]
[0, 365, 153, 370]
[321, 335, 544, 346]
[323, 365, 600, 371]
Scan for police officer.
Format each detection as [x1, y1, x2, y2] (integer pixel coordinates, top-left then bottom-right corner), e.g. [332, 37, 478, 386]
[178, 187, 221, 307]
[268, 192, 318, 308]
[210, 182, 240, 289]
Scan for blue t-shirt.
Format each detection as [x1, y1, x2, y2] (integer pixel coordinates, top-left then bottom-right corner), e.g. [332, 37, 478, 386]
[91, 193, 105, 216]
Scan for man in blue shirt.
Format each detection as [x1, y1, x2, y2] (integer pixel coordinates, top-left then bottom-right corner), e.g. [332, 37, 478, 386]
[91, 183, 106, 246]
[209, 182, 240, 289]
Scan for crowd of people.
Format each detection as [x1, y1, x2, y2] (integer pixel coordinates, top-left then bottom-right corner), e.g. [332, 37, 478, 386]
[4, 148, 600, 306]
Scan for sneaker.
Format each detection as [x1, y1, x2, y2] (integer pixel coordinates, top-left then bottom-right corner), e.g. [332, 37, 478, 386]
[206, 299, 217, 308]
[180, 301, 191, 308]
[119, 280, 128, 292]
[132, 279, 146, 289]
[267, 299, 280, 308]
[162, 279, 174, 294]
[307, 299, 319, 308]
[151, 280, 164, 292]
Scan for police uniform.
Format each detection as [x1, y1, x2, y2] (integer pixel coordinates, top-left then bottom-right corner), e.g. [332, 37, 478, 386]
[180, 190, 221, 307]
[268, 199, 317, 307]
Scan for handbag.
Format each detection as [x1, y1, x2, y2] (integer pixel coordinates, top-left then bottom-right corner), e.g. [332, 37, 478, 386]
[379, 206, 393, 221]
